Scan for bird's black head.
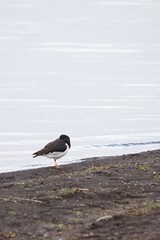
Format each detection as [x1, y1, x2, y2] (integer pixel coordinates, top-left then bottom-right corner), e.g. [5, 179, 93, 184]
[60, 134, 71, 148]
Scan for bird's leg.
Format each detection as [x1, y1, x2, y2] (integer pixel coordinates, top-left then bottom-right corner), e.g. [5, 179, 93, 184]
[54, 160, 60, 168]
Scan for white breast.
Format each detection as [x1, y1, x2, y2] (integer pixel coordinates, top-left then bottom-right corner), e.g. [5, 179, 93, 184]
[45, 143, 69, 160]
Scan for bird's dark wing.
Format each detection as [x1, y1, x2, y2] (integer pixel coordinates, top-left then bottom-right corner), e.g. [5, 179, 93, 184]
[33, 139, 67, 157]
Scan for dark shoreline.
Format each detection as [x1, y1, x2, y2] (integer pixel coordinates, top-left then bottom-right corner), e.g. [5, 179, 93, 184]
[0, 149, 160, 239]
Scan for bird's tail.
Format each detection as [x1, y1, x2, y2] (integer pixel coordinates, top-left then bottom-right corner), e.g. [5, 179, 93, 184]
[32, 149, 45, 158]
[32, 154, 37, 158]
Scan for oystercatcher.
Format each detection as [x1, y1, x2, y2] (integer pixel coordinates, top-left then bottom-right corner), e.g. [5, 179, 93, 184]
[33, 134, 71, 168]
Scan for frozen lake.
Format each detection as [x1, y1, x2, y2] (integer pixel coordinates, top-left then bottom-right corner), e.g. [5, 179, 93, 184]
[0, 0, 160, 173]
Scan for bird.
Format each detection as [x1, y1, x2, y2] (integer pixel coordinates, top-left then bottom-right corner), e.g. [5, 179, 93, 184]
[32, 134, 71, 168]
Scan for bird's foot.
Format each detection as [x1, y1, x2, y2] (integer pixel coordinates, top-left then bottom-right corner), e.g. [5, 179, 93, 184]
[54, 164, 62, 169]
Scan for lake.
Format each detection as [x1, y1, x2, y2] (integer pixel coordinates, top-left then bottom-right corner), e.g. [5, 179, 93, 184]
[0, 0, 160, 173]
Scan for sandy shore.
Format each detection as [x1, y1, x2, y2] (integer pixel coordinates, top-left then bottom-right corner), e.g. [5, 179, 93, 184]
[0, 149, 160, 240]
